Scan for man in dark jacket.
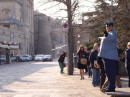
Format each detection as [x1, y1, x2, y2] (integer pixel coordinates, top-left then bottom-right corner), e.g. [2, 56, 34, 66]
[85, 48, 90, 73]
[58, 52, 66, 74]
[125, 42, 130, 87]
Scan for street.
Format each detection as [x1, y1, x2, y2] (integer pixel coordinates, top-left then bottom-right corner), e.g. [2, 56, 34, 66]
[0, 61, 109, 97]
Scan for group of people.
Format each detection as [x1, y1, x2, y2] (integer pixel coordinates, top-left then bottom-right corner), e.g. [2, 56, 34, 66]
[77, 21, 130, 93]
[58, 20, 130, 93]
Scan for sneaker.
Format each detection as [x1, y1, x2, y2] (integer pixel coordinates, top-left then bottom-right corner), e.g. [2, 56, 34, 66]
[105, 89, 115, 92]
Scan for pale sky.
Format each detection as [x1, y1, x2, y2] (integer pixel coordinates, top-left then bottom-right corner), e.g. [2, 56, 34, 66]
[34, 0, 96, 20]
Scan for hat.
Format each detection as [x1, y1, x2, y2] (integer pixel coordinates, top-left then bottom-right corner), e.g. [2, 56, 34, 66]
[105, 20, 114, 26]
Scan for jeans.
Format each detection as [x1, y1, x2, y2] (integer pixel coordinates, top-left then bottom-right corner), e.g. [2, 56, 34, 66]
[92, 68, 100, 86]
[59, 62, 64, 73]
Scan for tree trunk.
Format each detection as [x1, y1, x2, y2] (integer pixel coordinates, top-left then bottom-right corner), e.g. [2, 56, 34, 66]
[66, 0, 74, 75]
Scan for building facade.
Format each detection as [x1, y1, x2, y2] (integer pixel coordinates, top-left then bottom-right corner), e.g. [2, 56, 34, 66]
[34, 12, 67, 57]
[34, 12, 52, 55]
[0, 0, 34, 55]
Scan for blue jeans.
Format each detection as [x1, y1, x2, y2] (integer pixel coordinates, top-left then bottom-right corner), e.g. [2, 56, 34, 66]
[92, 68, 100, 86]
[103, 58, 117, 90]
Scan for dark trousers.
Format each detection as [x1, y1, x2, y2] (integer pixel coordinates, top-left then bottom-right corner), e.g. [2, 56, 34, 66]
[127, 67, 130, 87]
[103, 58, 117, 90]
[85, 66, 88, 73]
[88, 65, 92, 77]
[100, 66, 106, 89]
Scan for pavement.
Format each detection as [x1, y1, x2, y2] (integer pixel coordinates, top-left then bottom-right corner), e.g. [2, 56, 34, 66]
[0, 61, 129, 97]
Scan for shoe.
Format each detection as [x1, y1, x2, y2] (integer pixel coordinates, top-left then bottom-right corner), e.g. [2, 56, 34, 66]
[105, 89, 115, 92]
[60, 72, 64, 74]
[93, 84, 96, 87]
[100, 88, 106, 93]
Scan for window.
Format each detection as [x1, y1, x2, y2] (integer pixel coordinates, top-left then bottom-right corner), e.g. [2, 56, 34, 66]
[2, 8, 10, 21]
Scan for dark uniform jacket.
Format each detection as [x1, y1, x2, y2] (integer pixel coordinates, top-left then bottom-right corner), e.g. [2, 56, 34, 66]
[125, 49, 130, 69]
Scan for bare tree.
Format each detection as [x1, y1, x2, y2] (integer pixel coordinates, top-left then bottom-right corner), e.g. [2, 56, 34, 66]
[40, 0, 79, 75]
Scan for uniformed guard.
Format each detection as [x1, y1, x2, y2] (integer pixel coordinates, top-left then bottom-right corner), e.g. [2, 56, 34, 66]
[98, 20, 118, 92]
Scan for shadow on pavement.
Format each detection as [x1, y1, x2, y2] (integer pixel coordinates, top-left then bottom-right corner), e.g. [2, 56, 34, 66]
[0, 61, 58, 93]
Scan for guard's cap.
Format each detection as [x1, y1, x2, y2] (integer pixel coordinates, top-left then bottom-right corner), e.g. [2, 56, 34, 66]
[105, 20, 114, 26]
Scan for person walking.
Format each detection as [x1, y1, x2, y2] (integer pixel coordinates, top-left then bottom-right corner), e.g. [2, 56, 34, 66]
[98, 21, 118, 92]
[86, 48, 92, 78]
[97, 57, 106, 90]
[77, 46, 87, 80]
[125, 42, 130, 87]
[85, 48, 90, 74]
[58, 52, 66, 74]
[90, 43, 100, 87]
[116, 47, 123, 88]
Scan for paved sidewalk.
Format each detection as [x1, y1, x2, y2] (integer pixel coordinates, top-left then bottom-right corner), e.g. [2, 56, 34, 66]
[0, 61, 128, 97]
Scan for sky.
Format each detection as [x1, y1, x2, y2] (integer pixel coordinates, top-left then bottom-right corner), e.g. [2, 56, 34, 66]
[34, 0, 96, 20]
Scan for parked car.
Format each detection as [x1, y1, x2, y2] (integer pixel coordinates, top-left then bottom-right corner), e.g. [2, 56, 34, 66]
[43, 55, 53, 62]
[0, 55, 6, 63]
[11, 56, 17, 62]
[17, 55, 32, 62]
[22, 55, 32, 61]
[17, 55, 25, 62]
[34, 54, 44, 61]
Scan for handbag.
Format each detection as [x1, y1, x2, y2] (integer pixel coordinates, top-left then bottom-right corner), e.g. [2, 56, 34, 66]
[79, 52, 87, 65]
[94, 60, 100, 68]
[80, 58, 87, 65]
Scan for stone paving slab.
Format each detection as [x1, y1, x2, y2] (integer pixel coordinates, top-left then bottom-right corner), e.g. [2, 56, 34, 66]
[0, 61, 117, 97]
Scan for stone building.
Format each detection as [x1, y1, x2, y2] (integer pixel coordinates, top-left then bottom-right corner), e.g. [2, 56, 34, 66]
[34, 12, 67, 56]
[34, 12, 52, 55]
[0, 0, 34, 55]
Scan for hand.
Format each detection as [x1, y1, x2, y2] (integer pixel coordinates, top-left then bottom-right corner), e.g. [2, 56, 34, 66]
[104, 30, 108, 37]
